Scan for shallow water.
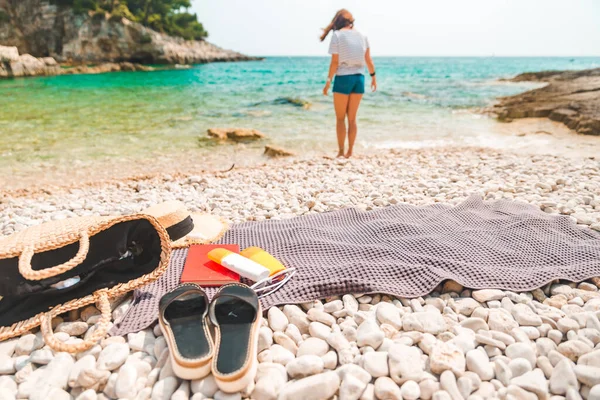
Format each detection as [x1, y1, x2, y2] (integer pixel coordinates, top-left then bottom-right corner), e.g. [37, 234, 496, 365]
[1, 56, 600, 186]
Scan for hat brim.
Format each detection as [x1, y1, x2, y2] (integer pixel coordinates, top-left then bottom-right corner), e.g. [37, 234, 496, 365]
[172, 213, 229, 248]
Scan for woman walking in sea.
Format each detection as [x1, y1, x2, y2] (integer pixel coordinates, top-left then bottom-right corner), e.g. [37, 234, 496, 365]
[322, 9, 376, 158]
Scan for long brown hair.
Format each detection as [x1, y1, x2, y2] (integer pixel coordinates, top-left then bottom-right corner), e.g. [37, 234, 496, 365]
[320, 9, 354, 42]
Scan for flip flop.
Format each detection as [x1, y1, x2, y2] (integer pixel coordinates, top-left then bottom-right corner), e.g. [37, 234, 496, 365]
[159, 284, 214, 380]
[209, 283, 262, 393]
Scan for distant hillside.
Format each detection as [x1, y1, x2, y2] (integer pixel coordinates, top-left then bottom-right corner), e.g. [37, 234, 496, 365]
[0, 0, 258, 64]
[49, 0, 208, 41]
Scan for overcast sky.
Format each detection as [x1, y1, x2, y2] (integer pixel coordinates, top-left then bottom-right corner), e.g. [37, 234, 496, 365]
[191, 0, 600, 57]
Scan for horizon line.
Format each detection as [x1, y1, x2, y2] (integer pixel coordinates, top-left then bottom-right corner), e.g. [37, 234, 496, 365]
[247, 54, 600, 58]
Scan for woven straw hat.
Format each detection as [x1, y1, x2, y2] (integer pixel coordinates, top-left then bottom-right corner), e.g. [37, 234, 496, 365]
[172, 213, 229, 248]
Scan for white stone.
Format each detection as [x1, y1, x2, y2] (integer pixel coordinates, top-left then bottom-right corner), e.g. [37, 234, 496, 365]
[128, 329, 155, 354]
[75, 389, 98, 400]
[339, 374, 369, 400]
[0, 354, 15, 374]
[268, 307, 289, 332]
[116, 362, 138, 398]
[574, 365, 600, 387]
[274, 331, 298, 355]
[97, 343, 130, 370]
[550, 359, 579, 395]
[214, 391, 241, 400]
[343, 295, 359, 313]
[270, 344, 295, 366]
[505, 343, 537, 368]
[488, 310, 519, 334]
[402, 311, 447, 335]
[429, 341, 466, 375]
[510, 368, 549, 398]
[308, 308, 336, 326]
[15, 333, 43, 356]
[356, 319, 384, 349]
[440, 370, 463, 400]
[278, 371, 340, 400]
[452, 298, 482, 316]
[511, 304, 543, 326]
[29, 349, 54, 365]
[283, 305, 311, 334]
[69, 354, 96, 387]
[151, 377, 178, 400]
[362, 351, 389, 378]
[466, 349, 494, 381]
[400, 380, 421, 400]
[376, 302, 403, 329]
[309, 322, 332, 340]
[579, 349, 600, 367]
[56, 321, 89, 336]
[558, 340, 592, 362]
[297, 337, 329, 357]
[0, 339, 18, 357]
[322, 351, 338, 370]
[388, 343, 424, 384]
[286, 355, 324, 378]
[258, 326, 274, 353]
[472, 289, 505, 302]
[191, 374, 218, 397]
[374, 377, 402, 400]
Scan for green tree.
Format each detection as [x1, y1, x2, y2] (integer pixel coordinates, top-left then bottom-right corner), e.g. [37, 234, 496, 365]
[50, 0, 208, 40]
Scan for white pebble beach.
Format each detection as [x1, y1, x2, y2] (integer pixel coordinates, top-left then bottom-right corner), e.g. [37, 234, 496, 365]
[1, 146, 600, 400]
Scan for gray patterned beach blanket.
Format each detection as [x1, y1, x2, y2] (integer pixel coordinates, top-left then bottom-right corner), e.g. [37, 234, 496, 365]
[111, 195, 600, 336]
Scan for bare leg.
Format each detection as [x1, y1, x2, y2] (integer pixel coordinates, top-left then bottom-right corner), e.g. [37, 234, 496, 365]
[333, 93, 350, 157]
[345, 93, 363, 158]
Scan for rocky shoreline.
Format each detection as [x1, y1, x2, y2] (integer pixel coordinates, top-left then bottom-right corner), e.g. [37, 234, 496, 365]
[492, 68, 600, 136]
[0, 0, 260, 79]
[1, 147, 600, 399]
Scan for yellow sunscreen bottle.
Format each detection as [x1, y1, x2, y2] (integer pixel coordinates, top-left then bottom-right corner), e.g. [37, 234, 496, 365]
[240, 247, 286, 276]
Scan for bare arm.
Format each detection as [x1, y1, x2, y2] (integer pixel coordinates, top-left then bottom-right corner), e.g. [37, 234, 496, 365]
[323, 54, 339, 95]
[365, 48, 377, 92]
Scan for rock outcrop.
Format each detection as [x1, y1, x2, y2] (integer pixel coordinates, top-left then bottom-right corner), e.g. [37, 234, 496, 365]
[0, 0, 259, 65]
[0, 45, 153, 78]
[207, 128, 267, 142]
[492, 68, 600, 136]
[264, 145, 296, 158]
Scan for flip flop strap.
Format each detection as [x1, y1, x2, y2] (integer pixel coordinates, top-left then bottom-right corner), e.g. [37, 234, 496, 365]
[208, 284, 259, 325]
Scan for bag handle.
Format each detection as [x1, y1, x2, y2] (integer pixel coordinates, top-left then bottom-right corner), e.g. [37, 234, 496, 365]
[40, 290, 111, 353]
[18, 230, 90, 281]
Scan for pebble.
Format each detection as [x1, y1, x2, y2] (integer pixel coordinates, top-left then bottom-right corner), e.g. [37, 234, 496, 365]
[191, 375, 218, 397]
[511, 368, 549, 398]
[268, 307, 289, 332]
[56, 321, 89, 336]
[506, 343, 537, 368]
[550, 359, 579, 395]
[400, 380, 421, 400]
[388, 343, 424, 384]
[278, 371, 340, 400]
[356, 319, 384, 349]
[429, 341, 466, 375]
[362, 351, 389, 378]
[466, 349, 494, 381]
[374, 377, 402, 400]
[97, 343, 130, 370]
[151, 377, 178, 400]
[285, 355, 324, 378]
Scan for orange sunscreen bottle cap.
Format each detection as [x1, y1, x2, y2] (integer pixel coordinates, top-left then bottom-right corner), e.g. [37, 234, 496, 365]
[207, 248, 233, 264]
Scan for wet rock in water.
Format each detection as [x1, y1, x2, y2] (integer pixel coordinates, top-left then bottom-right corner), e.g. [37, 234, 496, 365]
[207, 128, 266, 141]
[264, 145, 295, 158]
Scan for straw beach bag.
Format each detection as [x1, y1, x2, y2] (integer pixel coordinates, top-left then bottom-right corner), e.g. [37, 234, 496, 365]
[0, 201, 193, 353]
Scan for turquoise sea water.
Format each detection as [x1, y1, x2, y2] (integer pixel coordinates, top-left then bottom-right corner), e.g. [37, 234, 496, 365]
[2, 56, 600, 174]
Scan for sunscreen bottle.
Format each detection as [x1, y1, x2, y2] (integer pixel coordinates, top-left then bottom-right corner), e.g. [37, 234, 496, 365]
[240, 247, 286, 276]
[207, 248, 271, 282]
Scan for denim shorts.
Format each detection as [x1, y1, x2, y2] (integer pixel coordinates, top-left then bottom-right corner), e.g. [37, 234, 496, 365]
[333, 74, 365, 95]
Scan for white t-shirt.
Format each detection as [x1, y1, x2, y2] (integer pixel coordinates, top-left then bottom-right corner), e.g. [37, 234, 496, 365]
[328, 29, 370, 76]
